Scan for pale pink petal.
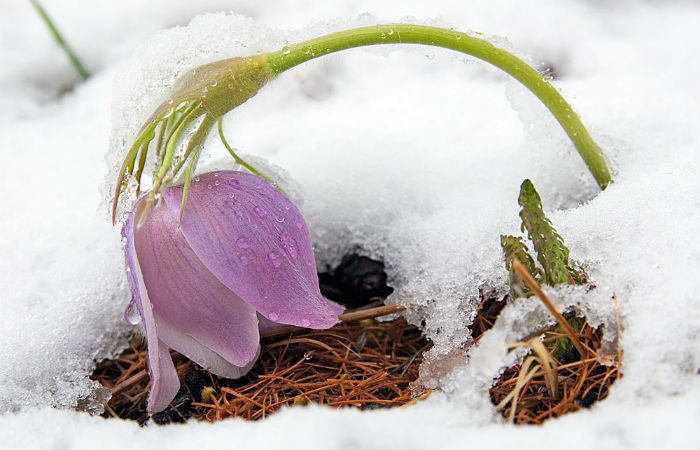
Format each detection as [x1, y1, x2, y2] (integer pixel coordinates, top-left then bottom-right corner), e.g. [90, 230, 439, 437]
[164, 171, 342, 329]
[133, 197, 260, 367]
[122, 203, 180, 413]
[154, 312, 259, 379]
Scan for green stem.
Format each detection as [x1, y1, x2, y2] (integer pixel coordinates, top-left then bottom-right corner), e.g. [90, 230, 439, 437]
[30, 0, 89, 81]
[266, 24, 612, 189]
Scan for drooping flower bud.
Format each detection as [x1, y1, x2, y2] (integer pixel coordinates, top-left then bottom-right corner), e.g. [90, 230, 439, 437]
[121, 171, 342, 413]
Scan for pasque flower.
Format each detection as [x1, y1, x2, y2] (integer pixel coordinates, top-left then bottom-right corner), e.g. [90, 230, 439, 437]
[122, 171, 343, 413]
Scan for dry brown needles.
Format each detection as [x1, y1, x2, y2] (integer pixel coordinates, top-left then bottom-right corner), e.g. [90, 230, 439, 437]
[92, 305, 430, 425]
[92, 274, 621, 426]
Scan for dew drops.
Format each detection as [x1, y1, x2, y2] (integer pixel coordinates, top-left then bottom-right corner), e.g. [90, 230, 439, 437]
[236, 237, 250, 249]
[210, 80, 218, 87]
[301, 319, 311, 327]
[125, 303, 141, 325]
[282, 46, 290, 54]
[268, 312, 279, 321]
[275, 216, 285, 223]
[254, 206, 267, 218]
[267, 251, 282, 268]
[280, 232, 298, 260]
[194, 176, 200, 182]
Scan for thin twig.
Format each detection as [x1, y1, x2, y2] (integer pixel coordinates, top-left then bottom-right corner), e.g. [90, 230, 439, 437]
[260, 304, 407, 339]
[512, 259, 588, 358]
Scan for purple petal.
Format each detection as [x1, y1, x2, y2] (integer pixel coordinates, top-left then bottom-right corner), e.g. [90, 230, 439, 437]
[122, 204, 180, 413]
[154, 312, 258, 379]
[164, 171, 343, 328]
[133, 196, 260, 368]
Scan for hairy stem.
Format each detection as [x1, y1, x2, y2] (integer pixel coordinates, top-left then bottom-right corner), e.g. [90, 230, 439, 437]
[266, 24, 612, 189]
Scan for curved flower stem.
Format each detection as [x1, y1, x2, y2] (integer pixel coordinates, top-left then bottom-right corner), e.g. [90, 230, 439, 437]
[266, 24, 612, 189]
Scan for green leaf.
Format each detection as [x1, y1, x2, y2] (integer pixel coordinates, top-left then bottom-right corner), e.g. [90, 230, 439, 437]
[518, 179, 572, 286]
[550, 316, 585, 363]
[500, 235, 541, 299]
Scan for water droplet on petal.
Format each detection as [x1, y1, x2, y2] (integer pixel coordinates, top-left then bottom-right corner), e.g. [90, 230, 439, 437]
[301, 319, 311, 327]
[280, 232, 298, 260]
[125, 303, 141, 325]
[269, 312, 279, 321]
[254, 206, 267, 218]
[275, 216, 285, 223]
[236, 237, 250, 249]
[267, 251, 282, 268]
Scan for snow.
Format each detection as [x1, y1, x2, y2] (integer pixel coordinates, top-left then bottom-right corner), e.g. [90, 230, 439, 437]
[0, 0, 698, 448]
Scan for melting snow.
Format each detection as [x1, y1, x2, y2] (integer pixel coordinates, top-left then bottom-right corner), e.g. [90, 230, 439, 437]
[0, 0, 698, 448]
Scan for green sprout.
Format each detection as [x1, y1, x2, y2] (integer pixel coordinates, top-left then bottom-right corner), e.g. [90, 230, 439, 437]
[30, 0, 89, 80]
[501, 179, 588, 299]
[112, 24, 613, 223]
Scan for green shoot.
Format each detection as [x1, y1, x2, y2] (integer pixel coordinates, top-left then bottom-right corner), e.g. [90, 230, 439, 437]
[518, 179, 571, 285]
[30, 0, 89, 80]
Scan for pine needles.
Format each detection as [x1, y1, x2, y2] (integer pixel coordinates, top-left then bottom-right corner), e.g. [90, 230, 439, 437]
[491, 179, 620, 423]
[92, 311, 429, 425]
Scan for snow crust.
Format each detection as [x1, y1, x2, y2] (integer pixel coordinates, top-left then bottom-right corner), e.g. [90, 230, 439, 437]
[0, 0, 698, 448]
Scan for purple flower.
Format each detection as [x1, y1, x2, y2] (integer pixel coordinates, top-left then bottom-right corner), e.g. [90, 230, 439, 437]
[121, 171, 343, 413]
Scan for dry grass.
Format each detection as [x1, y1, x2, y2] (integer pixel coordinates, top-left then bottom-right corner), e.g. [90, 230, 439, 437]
[92, 290, 620, 425]
[489, 318, 620, 424]
[92, 309, 430, 425]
